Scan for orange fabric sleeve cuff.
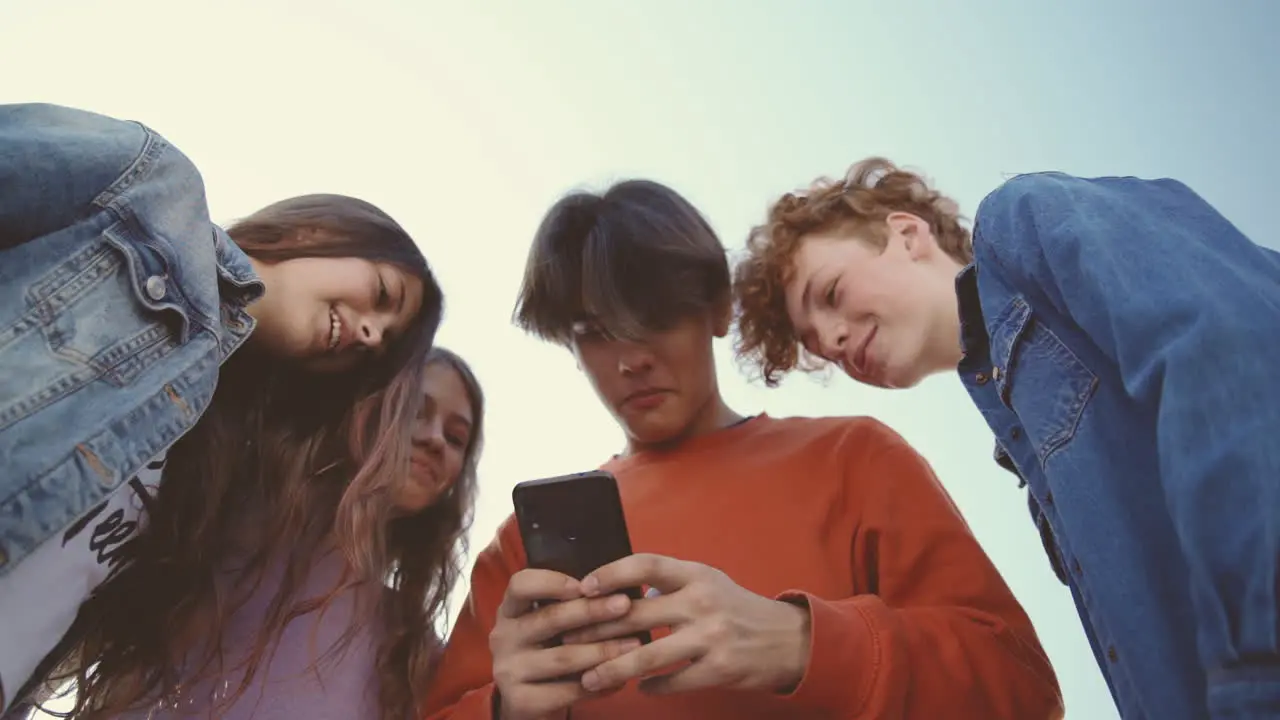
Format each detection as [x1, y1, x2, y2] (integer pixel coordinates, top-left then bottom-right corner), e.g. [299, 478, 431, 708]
[423, 681, 498, 719]
[775, 590, 883, 714]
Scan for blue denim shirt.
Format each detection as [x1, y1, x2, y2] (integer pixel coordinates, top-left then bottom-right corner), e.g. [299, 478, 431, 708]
[0, 104, 263, 576]
[958, 172, 1280, 719]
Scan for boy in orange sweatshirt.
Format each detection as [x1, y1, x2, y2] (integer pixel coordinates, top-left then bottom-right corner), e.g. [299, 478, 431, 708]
[422, 180, 1063, 719]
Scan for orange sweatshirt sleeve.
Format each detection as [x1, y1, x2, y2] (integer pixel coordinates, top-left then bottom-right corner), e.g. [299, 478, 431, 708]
[422, 518, 525, 719]
[777, 421, 1064, 719]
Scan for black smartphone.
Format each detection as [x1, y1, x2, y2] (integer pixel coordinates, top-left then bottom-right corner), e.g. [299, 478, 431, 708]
[512, 470, 651, 646]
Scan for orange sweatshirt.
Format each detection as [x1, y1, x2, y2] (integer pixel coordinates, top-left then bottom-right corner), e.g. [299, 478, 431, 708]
[423, 414, 1063, 719]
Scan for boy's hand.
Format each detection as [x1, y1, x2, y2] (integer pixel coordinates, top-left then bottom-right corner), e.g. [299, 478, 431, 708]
[562, 554, 812, 696]
[489, 568, 639, 720]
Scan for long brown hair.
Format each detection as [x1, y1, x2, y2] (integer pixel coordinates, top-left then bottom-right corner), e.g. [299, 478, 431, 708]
[43, 195, 453, 719]
[378, 346, 484, 717]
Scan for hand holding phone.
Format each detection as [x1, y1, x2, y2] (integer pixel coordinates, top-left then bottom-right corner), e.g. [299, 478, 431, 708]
[487, 568, 639, 720]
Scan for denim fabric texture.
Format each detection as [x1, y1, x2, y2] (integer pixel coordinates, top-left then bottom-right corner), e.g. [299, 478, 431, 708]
[0, 103, 262, 578]
[958, 172, 1280, 719]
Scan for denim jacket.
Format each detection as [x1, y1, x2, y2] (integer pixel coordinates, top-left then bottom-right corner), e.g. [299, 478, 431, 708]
[958, 172, 1280, 719]
[0, 103, 263, 576]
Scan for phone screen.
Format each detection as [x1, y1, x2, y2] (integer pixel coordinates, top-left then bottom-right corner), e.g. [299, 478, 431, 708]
[514, 471, 635, 580]
[512, 471, 650, 645]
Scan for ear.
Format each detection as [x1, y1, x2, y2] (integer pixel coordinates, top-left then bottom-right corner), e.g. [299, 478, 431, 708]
[886, 212, 935, 261]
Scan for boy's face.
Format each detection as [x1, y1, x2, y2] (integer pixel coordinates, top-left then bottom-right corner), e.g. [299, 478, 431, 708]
[782, 214, 959, 389]
[571, 309, 727, 446]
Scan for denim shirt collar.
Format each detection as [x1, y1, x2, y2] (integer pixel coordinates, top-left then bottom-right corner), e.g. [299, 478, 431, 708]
[954, 263, 1024, 486]
[213, 225, 265, 304]
[955, 263, 988, 366]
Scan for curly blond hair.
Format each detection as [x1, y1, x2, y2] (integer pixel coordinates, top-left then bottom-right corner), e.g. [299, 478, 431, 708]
[733, 157, 972, 386]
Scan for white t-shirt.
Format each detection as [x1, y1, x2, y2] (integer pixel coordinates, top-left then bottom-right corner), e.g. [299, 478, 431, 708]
[0, 455, 165, 713]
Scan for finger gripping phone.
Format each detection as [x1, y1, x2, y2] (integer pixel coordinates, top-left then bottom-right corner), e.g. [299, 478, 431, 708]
[512, 470, 651, 645]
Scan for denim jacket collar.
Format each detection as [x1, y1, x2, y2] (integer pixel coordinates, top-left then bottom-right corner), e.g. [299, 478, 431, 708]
[213, 226, 264, 303]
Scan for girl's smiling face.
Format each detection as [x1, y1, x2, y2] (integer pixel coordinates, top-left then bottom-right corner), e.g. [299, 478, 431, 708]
[396, 361, 476, 513]
[247, 254, 426, 373]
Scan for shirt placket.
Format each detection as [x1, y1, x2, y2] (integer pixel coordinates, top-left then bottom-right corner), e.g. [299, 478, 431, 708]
[979, 360, 1142, 718]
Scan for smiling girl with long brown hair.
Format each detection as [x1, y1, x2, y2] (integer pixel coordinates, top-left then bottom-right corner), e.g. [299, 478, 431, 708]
[21, 225, 470, 720]
[0, 104, 449, 720]
[82, 346, 483, 720]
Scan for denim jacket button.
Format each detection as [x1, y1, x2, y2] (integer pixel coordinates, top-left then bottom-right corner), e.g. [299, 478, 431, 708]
[975, 372, 989, 385]
[145, 275, 167, 301]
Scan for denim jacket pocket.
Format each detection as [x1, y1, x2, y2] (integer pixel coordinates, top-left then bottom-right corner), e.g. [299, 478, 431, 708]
[0, 220, 188, 432]
[101, 215, 196, 343]
[989, 295, 1099, 465]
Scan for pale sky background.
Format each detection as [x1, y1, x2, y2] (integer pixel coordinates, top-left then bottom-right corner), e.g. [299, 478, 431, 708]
[5, 1, 1278, 718]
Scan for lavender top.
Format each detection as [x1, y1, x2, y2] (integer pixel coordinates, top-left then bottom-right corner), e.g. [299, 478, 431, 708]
[118, 551, 383, 720]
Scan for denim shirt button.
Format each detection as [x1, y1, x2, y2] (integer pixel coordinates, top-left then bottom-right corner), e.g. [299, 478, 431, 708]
[145, 275, 167, 301]
[974, 372, 989, 385]
[1107, 646, 1119, 662]
[1010, 426, 1023, 440]
[1072, 558, 1083, 575]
